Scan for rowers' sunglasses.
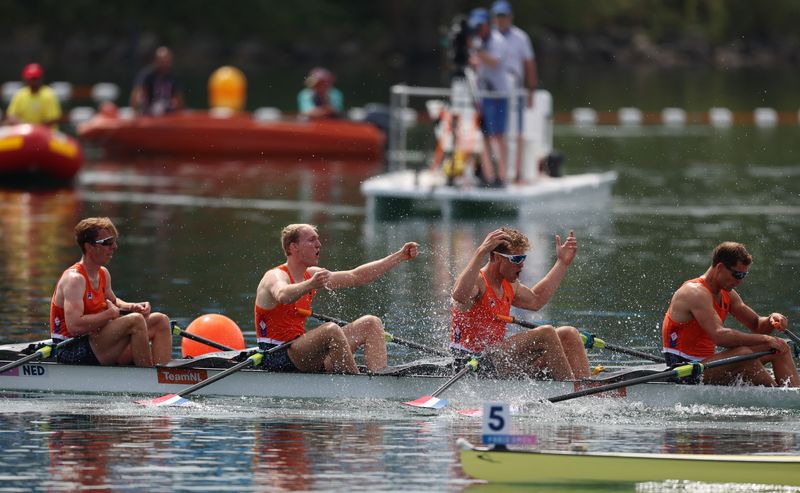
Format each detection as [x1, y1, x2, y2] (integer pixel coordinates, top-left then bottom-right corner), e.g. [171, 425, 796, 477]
[724, 264, 748, 280]
[94, 236, 117, 247]
[495, 252, 527, 264]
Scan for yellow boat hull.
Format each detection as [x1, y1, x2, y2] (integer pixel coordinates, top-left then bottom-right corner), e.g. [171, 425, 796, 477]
[459, 443, 800, 486]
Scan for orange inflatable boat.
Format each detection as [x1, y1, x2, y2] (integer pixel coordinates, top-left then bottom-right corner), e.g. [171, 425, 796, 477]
[77, 111, 385, 160]
[0, 124, 83, 182]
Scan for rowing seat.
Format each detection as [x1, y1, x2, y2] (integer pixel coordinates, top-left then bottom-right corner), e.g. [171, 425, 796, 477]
[162, 349, 254, 369]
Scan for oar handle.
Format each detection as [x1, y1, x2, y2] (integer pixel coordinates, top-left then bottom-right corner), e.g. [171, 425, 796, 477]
[580, 332, 665, 363]
[497, 314, 665, 363]
[783, 329, 800, 346]
[548, 350, 775, 404]
[496, 314, 538, 329]
[171, 322, 234, 352]
[431, 358, 479, 398]
[384, 334, 451, 358]
[301, 309, 451, 358]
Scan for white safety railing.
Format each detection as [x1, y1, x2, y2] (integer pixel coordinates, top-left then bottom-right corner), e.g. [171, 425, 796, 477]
[388, 83, 553, 182]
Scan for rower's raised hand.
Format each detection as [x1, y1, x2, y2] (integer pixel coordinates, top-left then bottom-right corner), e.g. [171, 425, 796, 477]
[555, 230, 577, 266]
[479, 229, 511, 257]
[397, 242, 419, 262]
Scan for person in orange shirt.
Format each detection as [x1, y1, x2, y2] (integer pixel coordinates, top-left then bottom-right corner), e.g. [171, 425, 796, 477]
[662, 241, 799, 387]
[50, 217, 172, 366]
[254, 223, 418, 374]
[450, 227, 589, 380]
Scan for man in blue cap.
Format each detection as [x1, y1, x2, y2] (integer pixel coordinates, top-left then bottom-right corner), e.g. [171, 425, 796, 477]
[467, 7, 509, 187]
[491, 0, 538, 184]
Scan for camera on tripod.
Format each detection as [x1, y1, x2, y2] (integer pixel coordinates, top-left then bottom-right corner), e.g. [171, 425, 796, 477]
[448, 15, 472, 77]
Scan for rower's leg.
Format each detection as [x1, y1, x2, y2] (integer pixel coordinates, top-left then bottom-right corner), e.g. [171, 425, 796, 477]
[556, 326, 591, 379]
[342, 315, 388, 371]
[702, 347, 776, 386]
[759, 343, 800, 387]
[146, 312, 172, 365]
[288, 323, 358, 374]
[90, 313, 153, 367]
[495, 326, 574, 380]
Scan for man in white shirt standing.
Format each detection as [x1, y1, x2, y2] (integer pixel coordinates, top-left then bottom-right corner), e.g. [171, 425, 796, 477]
[468, 7, 510, 187]
[491, 0, 538, 183]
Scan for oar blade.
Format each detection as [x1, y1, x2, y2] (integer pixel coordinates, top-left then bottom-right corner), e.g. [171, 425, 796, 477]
[402, 395, 448, 409]
[135, 393, 195, 407]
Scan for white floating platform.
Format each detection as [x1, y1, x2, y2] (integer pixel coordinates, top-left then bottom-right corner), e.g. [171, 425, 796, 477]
[361, 169, 618, 219]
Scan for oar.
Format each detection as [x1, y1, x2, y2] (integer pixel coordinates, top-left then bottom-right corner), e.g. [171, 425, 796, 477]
[171, 321, 234, 352]
[0, 337, 79, 374]
[496, 314, 665, 363]
[137, 338, 296, 406]
[299, 310, 451, 358]
[547, 350, 775, 404]
[402, 358, 479, 409]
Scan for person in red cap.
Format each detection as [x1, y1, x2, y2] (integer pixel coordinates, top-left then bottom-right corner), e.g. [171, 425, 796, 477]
[297, 67, 343, 119]
[4, 63, 63, 129]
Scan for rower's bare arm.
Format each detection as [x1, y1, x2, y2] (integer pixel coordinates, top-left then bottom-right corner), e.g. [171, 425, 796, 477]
[101, 269, 148, 315]
[261, 268, 320, 307]
[327, 242, 418, 289]
[62, 274, 118, 335]
[687, 289, 772, 348]
[513, 232, 576, 311]
[453, 229, 510, 306]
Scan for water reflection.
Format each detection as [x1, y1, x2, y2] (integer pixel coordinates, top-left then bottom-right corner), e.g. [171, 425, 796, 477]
[43, 414, 173, 493]
[0, 189, 81, 337]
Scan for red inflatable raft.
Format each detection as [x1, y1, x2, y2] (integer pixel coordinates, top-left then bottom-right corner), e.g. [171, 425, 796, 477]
[0, 124, 84, 182]
[77, 111, 385, 160]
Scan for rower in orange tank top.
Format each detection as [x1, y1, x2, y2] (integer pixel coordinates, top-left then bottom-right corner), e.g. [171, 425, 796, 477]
[51, 262, 108, 340]
[451, 270, 513, 353]
[662, 277, 729, 360]
[255, 264, 315, 345]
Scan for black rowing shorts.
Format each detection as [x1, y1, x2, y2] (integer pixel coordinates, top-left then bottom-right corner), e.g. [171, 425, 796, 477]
[258, 343, 299, 373]
[55, 337, 100, 366]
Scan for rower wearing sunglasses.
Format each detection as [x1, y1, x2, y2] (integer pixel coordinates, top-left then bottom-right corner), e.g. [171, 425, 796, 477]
[450, 227, 590, 380]
[662, 241, 799, 387]
[49, 217, 172, 367]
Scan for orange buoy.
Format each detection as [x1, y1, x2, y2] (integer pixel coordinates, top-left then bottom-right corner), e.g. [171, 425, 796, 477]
[182, 313, 245, 358]
[208, 66, 247, 111]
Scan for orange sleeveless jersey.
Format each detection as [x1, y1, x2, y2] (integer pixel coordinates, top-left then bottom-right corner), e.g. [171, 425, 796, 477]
[662, 277, 730, 360]
[451, 270, 514, 353]
[50, 263, 108, 340]
[255, 264, 316, 344]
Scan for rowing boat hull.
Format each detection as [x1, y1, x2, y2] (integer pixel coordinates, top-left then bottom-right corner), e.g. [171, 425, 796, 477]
[459, 442, 800, 485]
[1, 360, 799, 408]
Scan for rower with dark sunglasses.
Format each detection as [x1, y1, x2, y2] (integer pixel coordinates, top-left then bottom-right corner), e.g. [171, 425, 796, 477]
[450, 227, 590, 380]
[662, 241, 799, 387]
[49, 217, 172, 367]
